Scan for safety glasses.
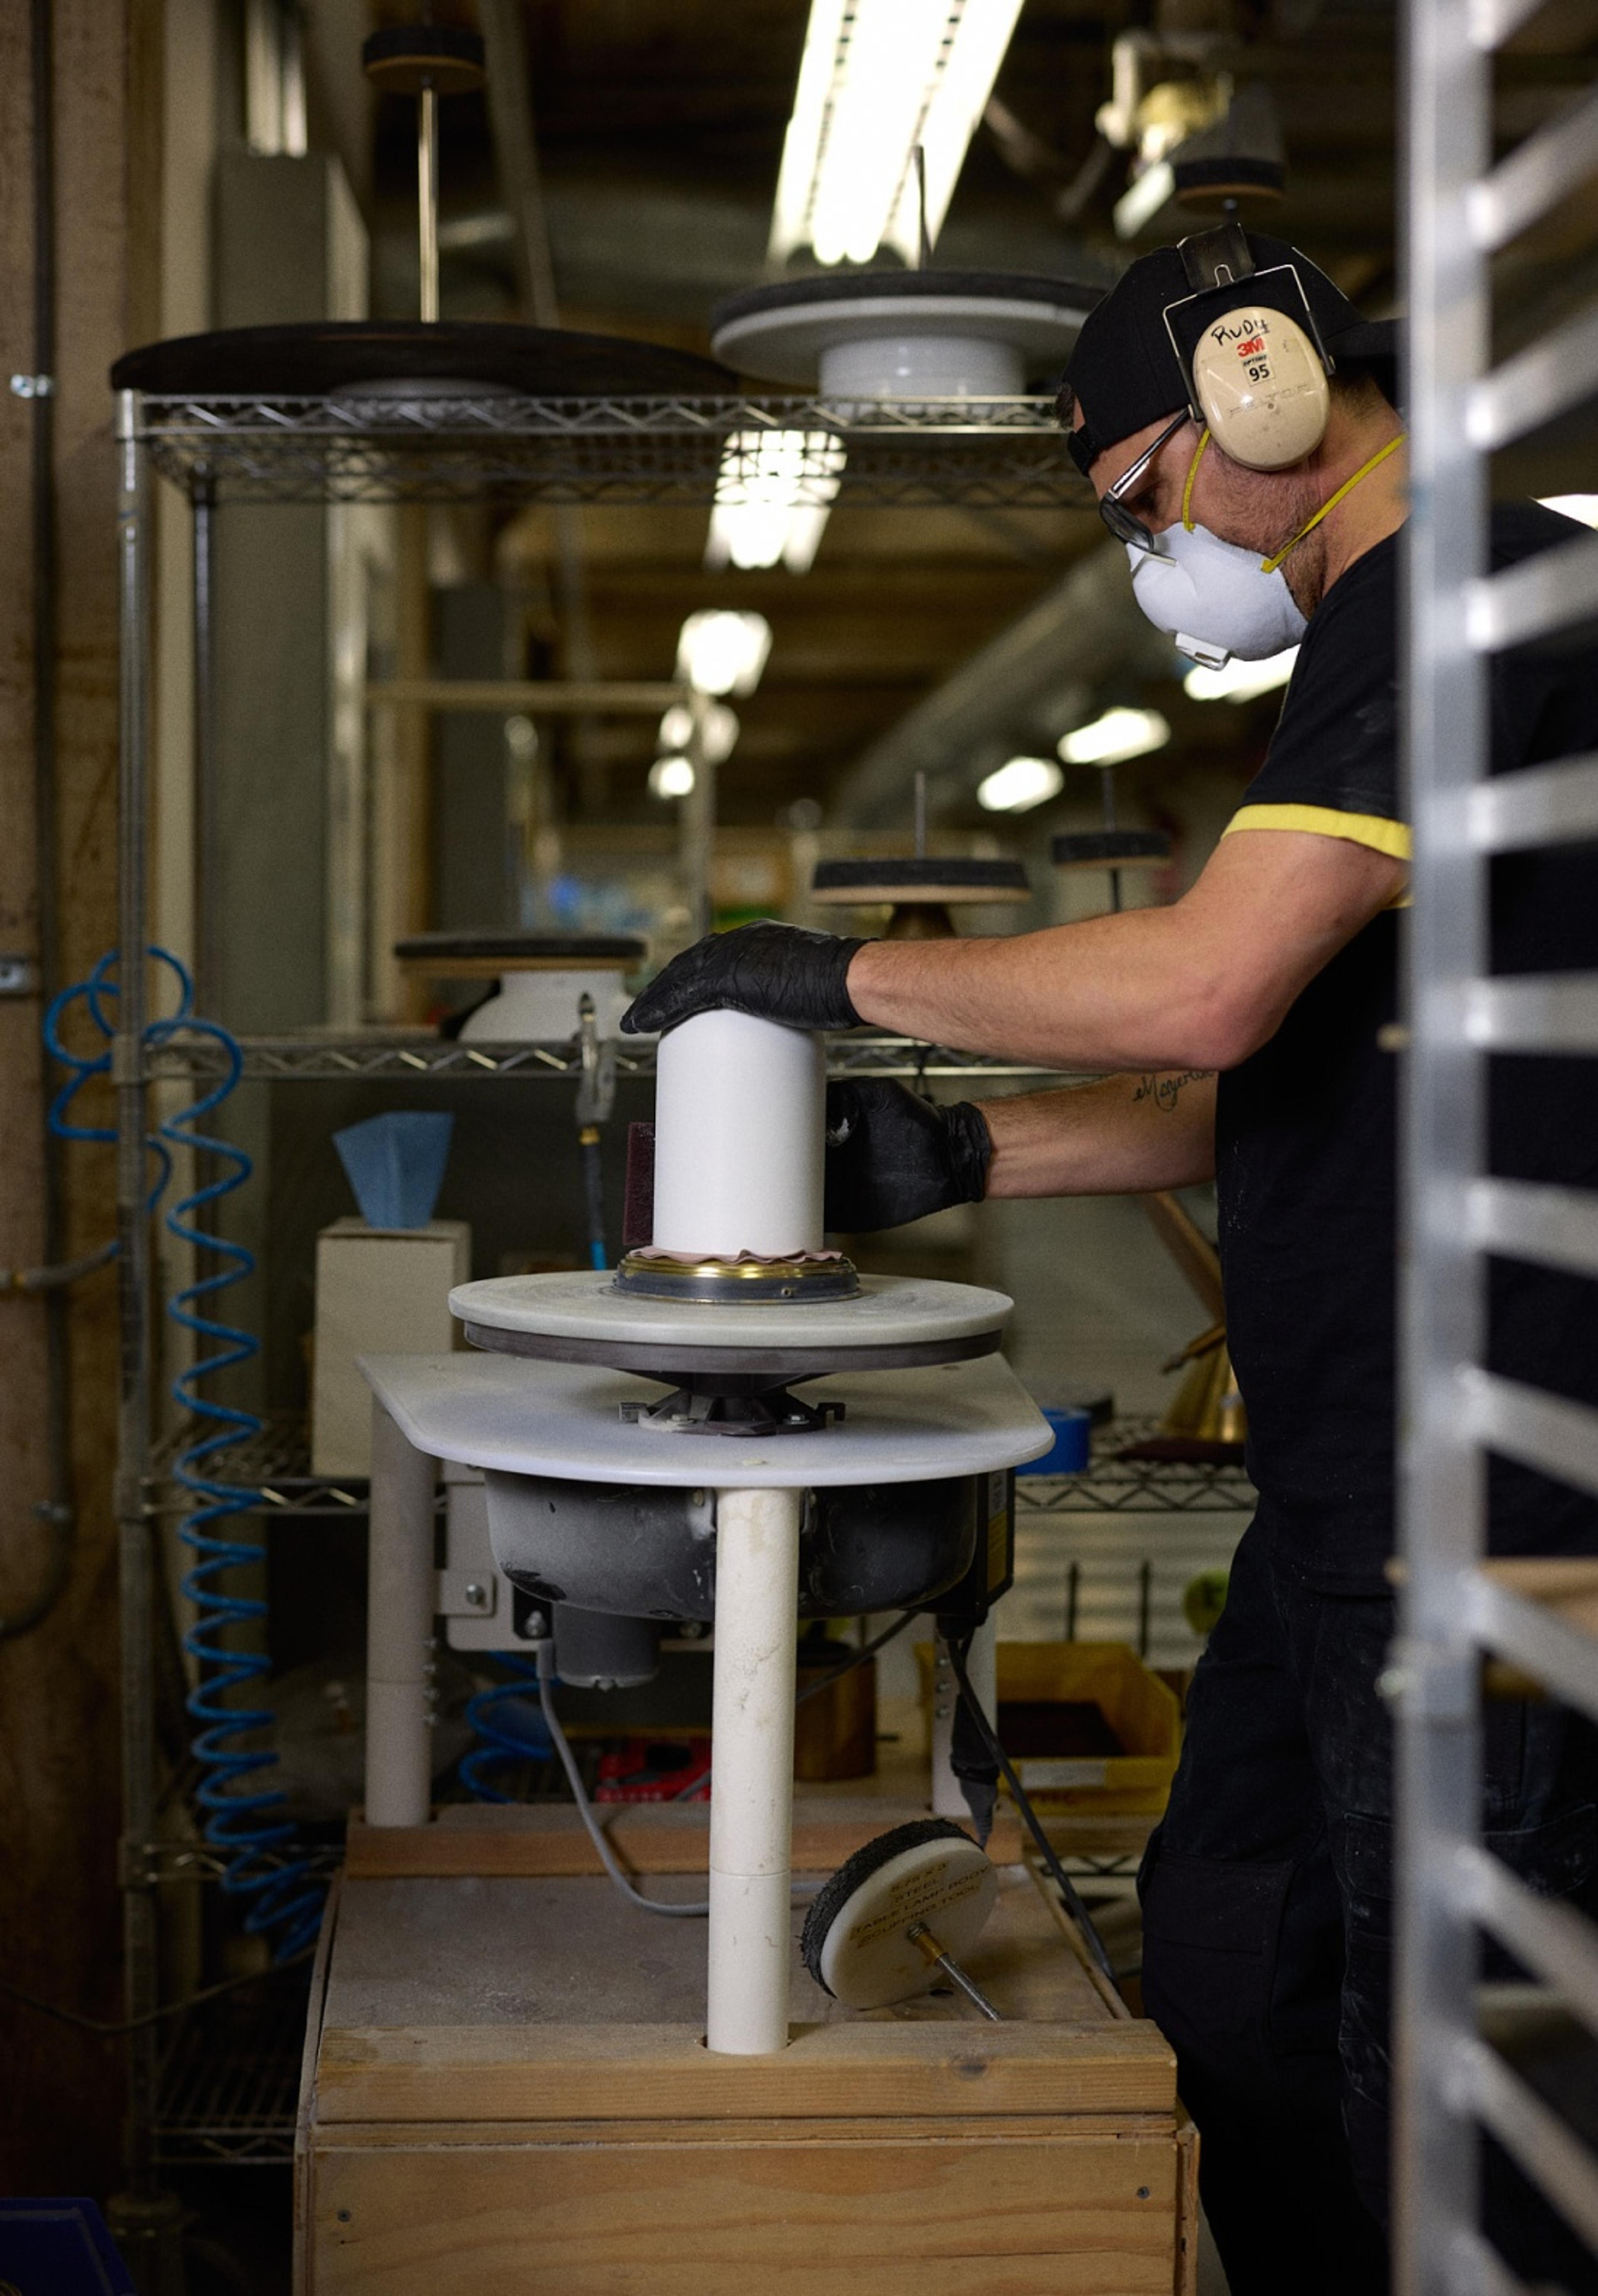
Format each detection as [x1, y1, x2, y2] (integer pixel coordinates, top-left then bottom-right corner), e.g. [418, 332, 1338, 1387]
[1097, 410, 1190, 553]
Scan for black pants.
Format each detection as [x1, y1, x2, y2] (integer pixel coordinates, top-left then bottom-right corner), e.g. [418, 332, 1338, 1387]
[1139, 1506, 1597, 2296]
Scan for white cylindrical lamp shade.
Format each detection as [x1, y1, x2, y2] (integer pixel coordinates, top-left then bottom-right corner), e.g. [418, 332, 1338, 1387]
[650, 1010, 825, 1260]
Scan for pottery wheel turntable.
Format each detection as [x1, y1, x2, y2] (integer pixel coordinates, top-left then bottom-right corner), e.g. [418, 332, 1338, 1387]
[361, 1000, 1049, 2058]
[811, 855, 1030, 942]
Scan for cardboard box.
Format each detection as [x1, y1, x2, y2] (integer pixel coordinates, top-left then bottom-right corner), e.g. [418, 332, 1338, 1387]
[311, 1218, 471, 1476]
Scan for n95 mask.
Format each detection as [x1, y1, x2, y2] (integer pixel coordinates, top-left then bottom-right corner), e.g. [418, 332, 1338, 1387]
[1127, 526, 1308, 664]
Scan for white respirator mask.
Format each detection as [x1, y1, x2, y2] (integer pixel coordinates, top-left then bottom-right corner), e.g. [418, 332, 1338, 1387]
[1127, 523, 1308, 663]
[1127, 426, 1404, 666]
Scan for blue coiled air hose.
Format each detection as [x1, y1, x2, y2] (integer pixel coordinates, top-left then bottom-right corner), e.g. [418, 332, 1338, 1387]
[44, 949, 324, 1962]
[459, 1656, 553, 1802]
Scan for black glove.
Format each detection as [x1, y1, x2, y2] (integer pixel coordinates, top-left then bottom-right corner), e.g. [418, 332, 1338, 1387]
[621, 921, 867, 1037]
[823, 1079, 993, 1233]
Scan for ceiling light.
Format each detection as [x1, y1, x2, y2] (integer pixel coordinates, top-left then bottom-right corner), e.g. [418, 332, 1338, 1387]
[676, 611, 772, 698]
[1058, 708, 1171, 766]
[1183, 648, 1298, 703]
[649, 755, 696, 800]
[977, 755, 1065, 813]
[659, 700, 740, 765]
[705, 431, 846, 574]
[769, 0, 1026, 269]
[1540, 494, 1598, 529]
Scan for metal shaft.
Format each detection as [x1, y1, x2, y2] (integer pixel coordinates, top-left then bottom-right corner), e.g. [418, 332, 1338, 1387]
[908, 1923, 1001, 2020]
[418, 86, 439, 323]
[115, 387, 158, 2182]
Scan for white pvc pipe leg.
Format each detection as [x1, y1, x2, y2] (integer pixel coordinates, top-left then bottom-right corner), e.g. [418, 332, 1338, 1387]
[931, 1609, 998, 1819]
[365, 1400, 438, 1827]
[706, 1484, 803, 2055]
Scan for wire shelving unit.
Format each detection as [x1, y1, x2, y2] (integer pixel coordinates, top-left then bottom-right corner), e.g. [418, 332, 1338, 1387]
[133, 389, 1082, 506]
[109, 376, 1196, 2179]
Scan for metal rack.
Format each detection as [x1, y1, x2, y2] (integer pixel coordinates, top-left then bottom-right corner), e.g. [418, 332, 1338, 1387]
[141, 1028, 1091, 1085]
[1397, 7, 1598, 2289]
[135, 390, 1080, 506]
[108, 377, 1190, 2182]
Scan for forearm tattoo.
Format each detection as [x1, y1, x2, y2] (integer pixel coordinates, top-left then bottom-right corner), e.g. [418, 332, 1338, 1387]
[1132, 1068, 1215, 1113]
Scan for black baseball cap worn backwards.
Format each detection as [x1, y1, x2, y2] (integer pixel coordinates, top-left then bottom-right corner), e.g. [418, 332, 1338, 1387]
[1065, 227, 1398, 478]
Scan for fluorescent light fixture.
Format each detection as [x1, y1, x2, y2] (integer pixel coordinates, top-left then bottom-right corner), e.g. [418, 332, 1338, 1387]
[659, 700, 740, 765]
[705, 431, 846, 574]
[1113, 158, 1175, 240]
[977, 755, 1065, 813]
[769, 0, 1026, 268]
[1183, 647, 1299, 703]
[649, 755, 696, 800]
[1058, 707, 1171, 766]
[1540, 494, 1598, 529]
[676, 611, 772, 698]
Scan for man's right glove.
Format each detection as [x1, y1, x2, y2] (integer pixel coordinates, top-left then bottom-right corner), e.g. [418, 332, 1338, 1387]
[823, 1080, 993, 1234]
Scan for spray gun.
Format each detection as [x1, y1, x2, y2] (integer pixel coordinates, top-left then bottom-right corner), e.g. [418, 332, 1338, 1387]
[576, 992, 616, 1271]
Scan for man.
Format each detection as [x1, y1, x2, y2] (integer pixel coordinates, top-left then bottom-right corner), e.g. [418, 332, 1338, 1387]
[625, 233, 1598, 2293]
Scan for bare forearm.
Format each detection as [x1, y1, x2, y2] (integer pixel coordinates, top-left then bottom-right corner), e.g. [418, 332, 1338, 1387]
[844, 829, 1409, 1074]
[978, 1069, 1217, 1198]
[847, 910, 1226, 1070]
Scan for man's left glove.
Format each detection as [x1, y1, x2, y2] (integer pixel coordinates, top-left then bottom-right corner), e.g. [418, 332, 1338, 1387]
[621, 920, 868, 1037]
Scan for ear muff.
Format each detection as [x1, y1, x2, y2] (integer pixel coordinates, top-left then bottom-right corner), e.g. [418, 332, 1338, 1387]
[1187, 300, 1330, 472]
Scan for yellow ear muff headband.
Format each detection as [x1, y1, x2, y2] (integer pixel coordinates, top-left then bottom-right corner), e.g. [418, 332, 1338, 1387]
[1181, 427, 1407, 574]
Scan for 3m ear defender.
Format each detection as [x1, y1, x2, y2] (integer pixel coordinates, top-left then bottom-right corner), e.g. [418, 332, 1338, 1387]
[1162, 219, 1332, 472]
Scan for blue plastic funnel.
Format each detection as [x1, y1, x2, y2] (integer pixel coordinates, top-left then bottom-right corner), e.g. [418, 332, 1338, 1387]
[333, 1111, 454, 1230]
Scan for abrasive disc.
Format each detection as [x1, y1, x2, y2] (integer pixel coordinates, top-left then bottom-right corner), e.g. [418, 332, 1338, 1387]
[801, 1818, 998, 2011]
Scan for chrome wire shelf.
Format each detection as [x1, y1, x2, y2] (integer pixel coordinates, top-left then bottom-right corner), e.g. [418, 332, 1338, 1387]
[154, 1983, 309, 2166]
[136, 391, 1085, 507]
[147, 1415, 395, 1518]
[149, 1411, 1253, 1520]
[1016, 1416, 1255, 1515]
[142, 1028, 1084, 1085]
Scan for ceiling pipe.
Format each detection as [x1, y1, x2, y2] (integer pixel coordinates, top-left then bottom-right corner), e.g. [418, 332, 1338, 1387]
[829, 540, 1173, 829]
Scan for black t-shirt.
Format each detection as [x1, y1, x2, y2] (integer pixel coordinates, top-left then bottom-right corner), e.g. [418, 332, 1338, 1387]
[1215, 501, 1598, 1586]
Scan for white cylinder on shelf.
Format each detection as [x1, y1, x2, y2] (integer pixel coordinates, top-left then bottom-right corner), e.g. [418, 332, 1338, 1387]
[706, 1484, 803, 2055]
[650, 1010, 825, 1260]
[458, 969, 635, 1043]
[364, 1401, 438, 1828]
[818, 332, 1025, 401]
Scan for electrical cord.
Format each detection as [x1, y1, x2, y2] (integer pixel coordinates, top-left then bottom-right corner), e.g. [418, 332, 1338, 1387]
[0, 1238, 119, 1294]
[0, 1946, 314, 2037]
[532, 1642, 824, 1916]
[943, 1631, 1119, 1988]
[795, 1608, 917, 1705]
[534, 1640, 711, 1918]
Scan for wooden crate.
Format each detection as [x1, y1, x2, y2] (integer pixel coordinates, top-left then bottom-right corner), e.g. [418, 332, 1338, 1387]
[297, 1804, 1196, 2295]
[918, 1643, 1183, 1815]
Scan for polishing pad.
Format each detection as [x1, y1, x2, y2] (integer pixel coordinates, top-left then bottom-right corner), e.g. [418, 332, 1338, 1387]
[801, 1818, 998, 2010]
